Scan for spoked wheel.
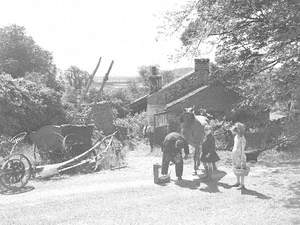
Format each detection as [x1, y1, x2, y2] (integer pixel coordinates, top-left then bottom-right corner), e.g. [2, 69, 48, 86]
[0, 154, 32, 190]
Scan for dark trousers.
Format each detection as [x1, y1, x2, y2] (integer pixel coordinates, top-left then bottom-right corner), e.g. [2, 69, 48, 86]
[161, 152, 183, 178]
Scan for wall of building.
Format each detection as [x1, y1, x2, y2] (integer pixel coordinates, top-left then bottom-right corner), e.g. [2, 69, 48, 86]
[147, 58, 210, 125]
[147, 59, 209, 106]
[167, 84, 241, 119]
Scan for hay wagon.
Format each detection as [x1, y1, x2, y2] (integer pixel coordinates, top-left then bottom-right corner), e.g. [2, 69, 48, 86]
[0, 124, 125, 191]
[0, 58, 125, 191]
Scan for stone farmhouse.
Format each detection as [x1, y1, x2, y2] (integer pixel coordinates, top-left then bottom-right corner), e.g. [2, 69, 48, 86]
[129, 58, 241, 143]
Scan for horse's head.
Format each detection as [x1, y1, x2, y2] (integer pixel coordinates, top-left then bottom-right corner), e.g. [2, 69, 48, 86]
[180, 107, 196, 124]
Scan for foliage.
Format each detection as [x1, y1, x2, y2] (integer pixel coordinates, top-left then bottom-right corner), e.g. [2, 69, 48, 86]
[0, 135, 13, 157]
[64, 66, 89, 90]
[114, 112, 147, 140]
[161, 70, 175, 86]
[165, 0, 300, 106]
[127, 80, 148, 100]
[24, 72, 64, 93]
[138, 65, 176, 88]
[137, 65, 159, 90]
[0, 75, 68, 136]
[0, 25, 56, 79]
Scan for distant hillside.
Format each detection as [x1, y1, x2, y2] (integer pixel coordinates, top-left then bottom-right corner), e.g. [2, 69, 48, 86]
[170, 67, 193, 78]
[91, 67, 193, 90]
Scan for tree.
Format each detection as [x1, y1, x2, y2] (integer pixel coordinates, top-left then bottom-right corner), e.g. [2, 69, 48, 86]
[138, 65, 175, 88]
[0, 25, 56, 79]
[63, 66, 90, 106]
[0, 75, 67, 136]
[165, 0, 300, 146]
[161, 70, 175, 86]
[64, 66, 89, 91]
[138, 65, 159, 89]
[166, 0, 299, 103]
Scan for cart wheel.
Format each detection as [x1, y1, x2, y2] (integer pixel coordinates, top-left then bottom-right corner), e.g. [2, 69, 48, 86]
[62, 133, 84, 159]
[0, 154, 32, 190]
[63, 133, 81, 151]
[62, 134, 98, 173]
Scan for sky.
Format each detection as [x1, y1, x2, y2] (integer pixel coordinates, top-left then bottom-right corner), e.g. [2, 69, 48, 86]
[0, 0, 215, 77]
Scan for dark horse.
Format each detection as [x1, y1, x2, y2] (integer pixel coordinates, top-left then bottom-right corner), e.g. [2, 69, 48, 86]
[180, 107, 208, 174]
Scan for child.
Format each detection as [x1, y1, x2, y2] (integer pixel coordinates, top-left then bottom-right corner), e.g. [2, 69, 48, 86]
[200, 125, 220, 179]
[231, 122, 247, 190]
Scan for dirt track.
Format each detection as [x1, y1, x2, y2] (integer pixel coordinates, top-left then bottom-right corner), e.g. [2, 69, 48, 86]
[1, 146, 300, 225]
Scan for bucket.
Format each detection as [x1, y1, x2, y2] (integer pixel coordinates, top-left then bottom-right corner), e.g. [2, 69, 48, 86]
[153, 163, 161, 184]
[153, 163, 170, 184]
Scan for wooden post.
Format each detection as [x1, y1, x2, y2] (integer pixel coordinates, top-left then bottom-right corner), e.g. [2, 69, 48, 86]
[78, 57, 102, 108]
[85, 60, 114, 124]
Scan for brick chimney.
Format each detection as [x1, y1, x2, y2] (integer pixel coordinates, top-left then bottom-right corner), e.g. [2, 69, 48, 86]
[149, 66, 162, 94]
[194, 58, 209, 84]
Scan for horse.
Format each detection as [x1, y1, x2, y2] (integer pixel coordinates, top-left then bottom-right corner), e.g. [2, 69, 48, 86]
[180, 107, 207, 174]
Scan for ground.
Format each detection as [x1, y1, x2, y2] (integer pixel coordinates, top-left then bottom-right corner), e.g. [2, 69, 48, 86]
[0, 143, 300, 225]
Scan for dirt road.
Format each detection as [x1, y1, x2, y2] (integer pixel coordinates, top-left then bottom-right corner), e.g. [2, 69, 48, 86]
[1, 147, 299, 225]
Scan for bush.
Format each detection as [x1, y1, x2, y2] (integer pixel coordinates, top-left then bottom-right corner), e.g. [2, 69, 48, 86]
[0, 75, 68, 136]
[114, 112, 147, 140]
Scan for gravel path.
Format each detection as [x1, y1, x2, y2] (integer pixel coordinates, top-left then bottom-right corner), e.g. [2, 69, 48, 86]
[1, 146, 299, 225]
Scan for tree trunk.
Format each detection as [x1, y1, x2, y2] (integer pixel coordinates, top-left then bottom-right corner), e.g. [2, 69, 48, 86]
[287, 84, 300, 150]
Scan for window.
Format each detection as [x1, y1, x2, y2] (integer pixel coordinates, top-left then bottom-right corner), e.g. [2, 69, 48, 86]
[154, 112, 168, 128]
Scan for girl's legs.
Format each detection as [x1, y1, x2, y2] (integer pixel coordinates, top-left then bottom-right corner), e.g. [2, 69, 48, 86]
[232, 175, 241, 187]
[239, 175, 245, 189]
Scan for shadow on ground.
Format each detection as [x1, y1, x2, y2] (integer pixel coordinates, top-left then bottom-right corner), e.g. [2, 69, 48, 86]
[0, 185, 35, 195]
[284, 181, 300, 209]
[241, 188, 272, 199]
[174, 170, 230, 193]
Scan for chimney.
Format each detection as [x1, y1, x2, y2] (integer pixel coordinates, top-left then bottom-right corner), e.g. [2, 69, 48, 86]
[194, 58, 209, 83]
[149, 66, 162, 94]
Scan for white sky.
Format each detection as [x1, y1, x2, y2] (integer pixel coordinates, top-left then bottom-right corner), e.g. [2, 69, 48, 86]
[0, 0, 215, 77]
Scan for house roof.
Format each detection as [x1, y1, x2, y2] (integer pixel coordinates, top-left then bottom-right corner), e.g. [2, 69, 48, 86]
[166, 85, 209, 109]
[161, 70, 195, 90]
[128, 94, 148, 113]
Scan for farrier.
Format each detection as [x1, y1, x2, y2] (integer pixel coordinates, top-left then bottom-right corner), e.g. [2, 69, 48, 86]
[161, 132, 189, 181]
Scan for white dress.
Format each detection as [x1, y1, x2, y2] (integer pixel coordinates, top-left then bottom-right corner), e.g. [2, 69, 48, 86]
[232, 135, 246, 168]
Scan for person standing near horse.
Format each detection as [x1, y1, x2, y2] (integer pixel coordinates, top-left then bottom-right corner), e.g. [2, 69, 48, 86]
[161, 132, 189, 181]
[200, 125, 220, 179]
[180, 107, 206, 175]
[143, 125, 154, 152]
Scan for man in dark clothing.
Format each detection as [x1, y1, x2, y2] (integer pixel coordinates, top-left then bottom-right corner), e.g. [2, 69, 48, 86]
[161, 132, 189, 181]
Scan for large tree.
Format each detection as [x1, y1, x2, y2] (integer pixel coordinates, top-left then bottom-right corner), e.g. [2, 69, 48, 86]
[0, 25, 56, 78]
[166, 0, 300, 146]
[0, 75, 67, 136]
[166, 0, 299, 103]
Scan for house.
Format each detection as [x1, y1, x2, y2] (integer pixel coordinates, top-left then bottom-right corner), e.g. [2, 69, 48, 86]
[146, 59, 240, 131]
[129, 58, 241, 145]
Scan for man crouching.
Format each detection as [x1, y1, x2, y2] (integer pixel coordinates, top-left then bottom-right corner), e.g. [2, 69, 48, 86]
[161, 132, 189, 181]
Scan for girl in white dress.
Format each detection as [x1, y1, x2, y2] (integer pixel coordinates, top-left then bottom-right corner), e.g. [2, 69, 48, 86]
[231, 122, 247, 189]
